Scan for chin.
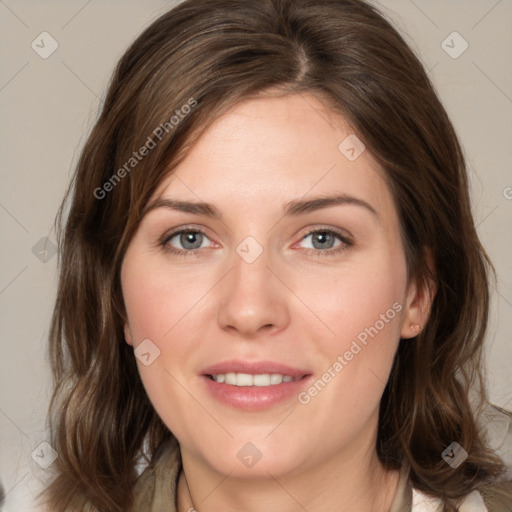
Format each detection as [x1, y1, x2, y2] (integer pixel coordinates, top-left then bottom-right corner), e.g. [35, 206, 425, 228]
[183, 433, 304, 478]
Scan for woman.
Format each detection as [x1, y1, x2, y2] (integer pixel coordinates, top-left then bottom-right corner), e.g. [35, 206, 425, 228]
[43, 0, 512, 510]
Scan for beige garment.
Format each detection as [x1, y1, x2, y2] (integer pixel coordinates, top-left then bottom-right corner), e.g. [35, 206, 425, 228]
[131, 437, 181, 512]
[390, 463, 413, 512]
[131, 438, 511, 512]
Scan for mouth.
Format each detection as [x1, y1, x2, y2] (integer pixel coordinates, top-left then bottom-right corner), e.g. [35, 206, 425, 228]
[200, 360, 312, 410]
[205, 373, 305, 386]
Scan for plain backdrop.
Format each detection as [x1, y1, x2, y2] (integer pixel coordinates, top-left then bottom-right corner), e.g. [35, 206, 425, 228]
[0, 0, 511, 509]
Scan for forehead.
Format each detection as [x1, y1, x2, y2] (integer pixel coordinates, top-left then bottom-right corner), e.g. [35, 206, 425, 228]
[151, 93, 394, 219]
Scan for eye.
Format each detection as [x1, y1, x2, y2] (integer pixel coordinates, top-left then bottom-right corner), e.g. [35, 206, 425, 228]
[162, 229, 213, 255]
[160, 226, 352, 257]
[298, 228, 353, 256]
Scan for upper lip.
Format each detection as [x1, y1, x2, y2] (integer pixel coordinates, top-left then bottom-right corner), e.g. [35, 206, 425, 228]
[202, 360, 310, 378]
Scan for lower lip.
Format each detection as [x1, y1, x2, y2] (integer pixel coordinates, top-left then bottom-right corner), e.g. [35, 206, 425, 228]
[201, 375, 312, 411]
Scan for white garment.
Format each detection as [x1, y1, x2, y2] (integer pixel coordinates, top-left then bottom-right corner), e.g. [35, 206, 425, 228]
[413, 488, 488, 511]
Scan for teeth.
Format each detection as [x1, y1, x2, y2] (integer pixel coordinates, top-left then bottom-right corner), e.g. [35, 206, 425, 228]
[225, 373, 236, 385]
[211, 373, 299, 386]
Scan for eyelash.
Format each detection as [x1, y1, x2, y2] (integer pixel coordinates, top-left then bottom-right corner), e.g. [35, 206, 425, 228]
[160, 226, 353, 257]
[300, 227, 353, 256]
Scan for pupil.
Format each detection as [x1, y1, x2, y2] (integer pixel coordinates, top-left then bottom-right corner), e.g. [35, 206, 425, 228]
[181, 231, 202, 250]
[313, 232, 333, 249]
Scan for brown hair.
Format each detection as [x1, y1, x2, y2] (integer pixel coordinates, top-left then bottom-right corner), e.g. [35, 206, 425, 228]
[43, 0, 511, 510]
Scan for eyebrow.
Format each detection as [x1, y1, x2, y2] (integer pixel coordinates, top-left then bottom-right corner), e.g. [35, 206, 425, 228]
[142, 194, 378, 219]
[283, 194, 378, 218]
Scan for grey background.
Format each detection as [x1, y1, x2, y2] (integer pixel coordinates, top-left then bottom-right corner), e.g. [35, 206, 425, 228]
[0, 0, 511, 509]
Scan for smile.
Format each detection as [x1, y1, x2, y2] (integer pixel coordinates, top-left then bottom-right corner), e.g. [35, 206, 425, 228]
[208, 373, 302, 386]
[201, 361, 312, 410]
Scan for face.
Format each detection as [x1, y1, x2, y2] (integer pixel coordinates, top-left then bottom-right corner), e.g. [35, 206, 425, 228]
[121, 92, 428, 479]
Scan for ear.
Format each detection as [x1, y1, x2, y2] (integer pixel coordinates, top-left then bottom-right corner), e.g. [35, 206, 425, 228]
[124, 322, 133, 346]
[400, 248, 437, 339]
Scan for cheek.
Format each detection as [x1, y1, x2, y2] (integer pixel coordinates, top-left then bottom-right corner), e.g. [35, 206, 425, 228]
[121, 252, 216, 403]
[121, 254, 210, 437]
[294, 246, 406, 431]
[122, 255, 211, 343]
[302, 245, 407, 348]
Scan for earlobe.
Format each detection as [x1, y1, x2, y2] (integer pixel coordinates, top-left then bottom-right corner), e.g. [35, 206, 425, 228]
[400, 279, 433, 339]
[405, 322, 422, 338]
[124, 323, 133, 346]
[400, 249, 437, 339]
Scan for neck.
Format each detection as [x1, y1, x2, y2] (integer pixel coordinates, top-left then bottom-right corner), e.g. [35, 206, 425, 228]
[176, 438, 400, 512]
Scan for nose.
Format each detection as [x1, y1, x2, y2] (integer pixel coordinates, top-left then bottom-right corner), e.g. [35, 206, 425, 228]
[216, 247, 290, 338]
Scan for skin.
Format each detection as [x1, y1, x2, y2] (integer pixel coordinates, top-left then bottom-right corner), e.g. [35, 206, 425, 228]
[121, 92, 433, 512]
